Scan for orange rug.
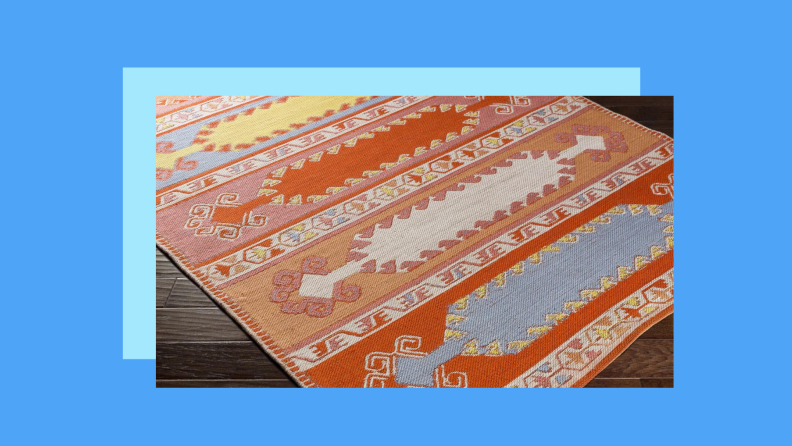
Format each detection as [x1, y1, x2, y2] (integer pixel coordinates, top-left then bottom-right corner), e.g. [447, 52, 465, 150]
[156, 96, 673, 387]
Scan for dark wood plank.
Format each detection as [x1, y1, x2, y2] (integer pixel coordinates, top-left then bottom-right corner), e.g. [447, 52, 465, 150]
[598, 105, 673, 122]
[156, 248, 186, 278]
[596, 340, 673, 378]
[156, 278, 175, 308]
[640, 314, 673, 339]
[157, 308, 249, 342]
[165, 278, 217, 308]
[584, 96, 673, 138]
[584, 378, 642, 388]
[637, 124, 673, 138]
[641, 378, 674, 388]
[157, 342, 292, 380]
[586, 96, 673, 108]
[157, 379, 297, 388]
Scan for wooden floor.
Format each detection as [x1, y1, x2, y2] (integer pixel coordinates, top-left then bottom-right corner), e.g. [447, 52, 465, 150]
[156, 96, 674, 388]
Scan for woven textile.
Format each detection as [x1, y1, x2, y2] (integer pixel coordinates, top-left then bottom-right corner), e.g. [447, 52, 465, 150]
[156, 96, 674, 388]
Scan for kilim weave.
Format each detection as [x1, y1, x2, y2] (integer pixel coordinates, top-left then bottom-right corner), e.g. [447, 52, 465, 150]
[156, 96, 674, 387]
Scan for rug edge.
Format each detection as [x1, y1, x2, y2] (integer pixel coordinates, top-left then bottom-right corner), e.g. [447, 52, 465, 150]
[571, 305, 674, 388]
[156, 233, 315, 388]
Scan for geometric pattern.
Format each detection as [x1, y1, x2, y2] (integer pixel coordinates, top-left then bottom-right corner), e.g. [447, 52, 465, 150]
[156, 96, 674, 387]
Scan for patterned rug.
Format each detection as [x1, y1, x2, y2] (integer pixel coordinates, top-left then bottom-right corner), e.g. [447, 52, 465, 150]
[156, 96, 674, 388]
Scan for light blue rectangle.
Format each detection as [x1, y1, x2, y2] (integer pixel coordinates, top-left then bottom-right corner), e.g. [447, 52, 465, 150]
[123, 67, 640, 359]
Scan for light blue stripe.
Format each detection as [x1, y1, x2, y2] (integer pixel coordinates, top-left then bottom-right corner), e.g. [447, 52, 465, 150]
[397, 203, 672, 386]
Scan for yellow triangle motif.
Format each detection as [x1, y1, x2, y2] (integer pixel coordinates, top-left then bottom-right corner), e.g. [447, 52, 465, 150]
[558, 234, 578, 243]
[388, 119, 407, 125]
[439, 104, 452, 112]
[484, 341, 504, 356]
[287, 195, 302, 205]
[650, 245, 665, 260]
[510, 261, 524, 275]
[463, 118, 479, 125]
[257, 188, 278, 197]
[564, 301, 586, 312]
[595, 328, 611, 340]
[444, 329, 466, 341]
[642, 306, 657, 315]
[414, 147, 427, 156]
[581, 289, 601, 300]
[372, 125, 390, 132]
[446, 132, 458, 142]
[629, 204, 644, 215]
[270, 167, 288, 178]
[403, 113, 421, 119]
[326, 186, 346, 194]
[508, 340, 532, 352]
[617, 266, 632, 280]
[430, 139, 442, 149]
[527, 326, 551, 336]
[455, 104, 467, 113]
[464, 111, 479, 117]
[474, 285, 488, 299]
[250, 247, 268, 259]
[454, 296, 469, 311]
[308, 152, 323, 162]
[446, 314, 466, 326]
[344, 178, 363, 186]
[362, 170, 382, 178]
[546, 313, 568, 323]
[601, 276, 617, 290]
[462, 339, 480, 356]
[290, 159, 305, 170]
[326, 145, 341, 154]
[261, 179, 281, 187]
[418, 106, 436, 112]
[647, 205, 662, 215]
[461, 126, 473, 134]
[270, 194, 284, 205]
[306, 195, 328, 203]
[343, 138, 358, 147]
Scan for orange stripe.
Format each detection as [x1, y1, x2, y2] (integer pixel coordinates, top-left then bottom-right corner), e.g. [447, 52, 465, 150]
[192, 96, 566, 268]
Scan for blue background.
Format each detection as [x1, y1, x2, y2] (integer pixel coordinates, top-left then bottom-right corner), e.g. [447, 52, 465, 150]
[2, 0, 788, 444]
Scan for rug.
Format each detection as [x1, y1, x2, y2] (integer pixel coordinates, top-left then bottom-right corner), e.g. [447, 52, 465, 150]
[156, 96, 674, 388]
